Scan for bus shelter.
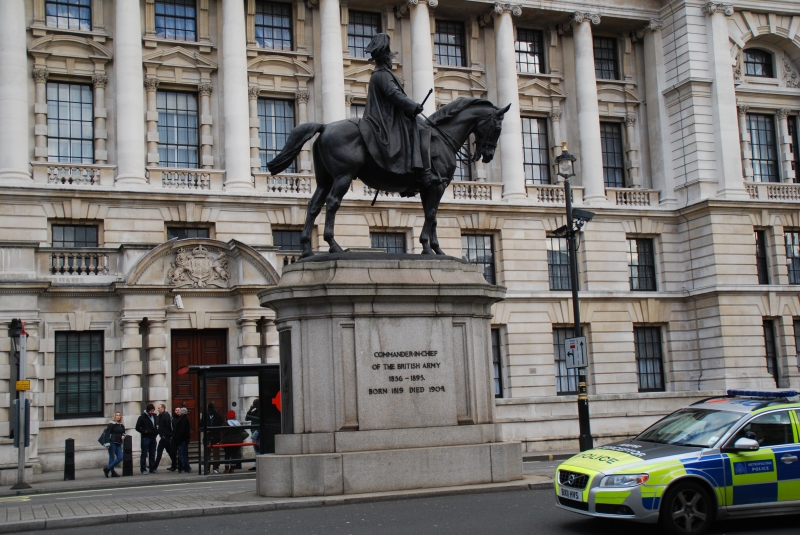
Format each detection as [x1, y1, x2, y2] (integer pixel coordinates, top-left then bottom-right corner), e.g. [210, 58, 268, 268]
[185, 364, 281, 475]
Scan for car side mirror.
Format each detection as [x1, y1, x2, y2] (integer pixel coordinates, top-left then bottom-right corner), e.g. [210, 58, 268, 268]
[727, 437, 759, 452]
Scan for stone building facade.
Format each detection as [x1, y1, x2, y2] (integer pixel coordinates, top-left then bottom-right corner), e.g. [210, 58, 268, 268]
[1, 0, 800, 480]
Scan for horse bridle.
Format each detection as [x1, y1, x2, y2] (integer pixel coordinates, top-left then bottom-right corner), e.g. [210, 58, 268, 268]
[424, 114, 499, 164]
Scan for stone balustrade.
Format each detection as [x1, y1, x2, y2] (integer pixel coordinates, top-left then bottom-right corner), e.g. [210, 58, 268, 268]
[148, 167, 224, 190]
[48, 249, 111, 276]
[253, 173, 315, 195]
[32, 162, 115, 186]
[745, 182, 800, 202]
[526, 184, 584, 205]
[607, 188, 659, 207]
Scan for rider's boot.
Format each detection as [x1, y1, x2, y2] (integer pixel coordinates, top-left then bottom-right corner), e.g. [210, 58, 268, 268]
[418, 127, 435, 188]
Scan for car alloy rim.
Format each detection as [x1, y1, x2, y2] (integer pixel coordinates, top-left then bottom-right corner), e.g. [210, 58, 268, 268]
[671, 489, 707, 532]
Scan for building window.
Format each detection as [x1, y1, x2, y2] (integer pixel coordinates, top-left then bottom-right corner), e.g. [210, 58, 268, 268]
[515, 29, 544, 73]
[273, 229, 302, 250]
[763, 320, 779, 385]
[788, 117, 800, 182]
[785, 230, 800, 284]
[547, 237, 572, 291]
[157, 91, 199, 168]
[593, 37, 618, 80]
[462, 234, 495, 285]
[55, 331, 104, 419]
[258, 98, 295, 173]
[168, 227, 209, 240]
[155, 0, 197, 41]
[348, 11, 381, 58]
[47, 82, 93, 164]
[491, 329, 503, 398]
[521, 117, 550, 185]
[628, 238, 657, 291]
[350, 104, 365, 119]
[46, 0, 91, 31]
[634, 327, 665, 392]
[744, 49, 774, 78]
[453, 142, 472, 181]
[434, 20, 466, 67]
[755, 230, 770, 285]
[553, 327, 579, 395]
[748, 114, 779, 183]
[371, 232, 406, 254]
[794, 319, 800, 370]
[600, 122, 624, 188]
[52, 225, 98, 248]
[255, 1, 293, 50]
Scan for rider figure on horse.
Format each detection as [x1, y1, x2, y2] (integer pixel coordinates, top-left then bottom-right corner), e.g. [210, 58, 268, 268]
[358, 33, 436, 190]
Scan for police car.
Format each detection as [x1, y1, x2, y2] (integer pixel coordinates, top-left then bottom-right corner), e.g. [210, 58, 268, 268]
[554, 390, 800, 534]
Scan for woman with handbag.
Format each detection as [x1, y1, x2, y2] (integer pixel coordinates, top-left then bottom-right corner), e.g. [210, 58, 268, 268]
[102, 412, 126, 478]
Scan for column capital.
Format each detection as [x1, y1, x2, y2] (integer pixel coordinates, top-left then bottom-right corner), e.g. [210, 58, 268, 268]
[549, 109, 562, 121]
[480, 3, 521, 26]
[737, 104, 749, 116]
[92, 73, 108, 89]
[776, 108, 791, 119]
[32, 68, 49, 83]
[561, 12, 601, 33]
[702, 2, 734, 16]
[305, 0, 319, 9]
[624, 114, 636, 127]
[634, 19, 663, 39]
[198, 82, 213, 96]
[345, 93, 355, 106]
[249, 85, 261, 99]
[396, 0, 436, 17]
[144, 77, 160, 92]
[296, 90, 310, 103]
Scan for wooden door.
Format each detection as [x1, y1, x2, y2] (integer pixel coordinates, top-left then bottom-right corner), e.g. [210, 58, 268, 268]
[171, 330, 228, 440]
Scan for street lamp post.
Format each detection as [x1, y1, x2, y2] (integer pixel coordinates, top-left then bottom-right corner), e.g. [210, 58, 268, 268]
[555, 143, 594, 452]
[9, 319, 31, 489]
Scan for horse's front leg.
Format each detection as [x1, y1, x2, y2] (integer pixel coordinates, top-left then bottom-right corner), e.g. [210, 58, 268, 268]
[323, 175, 354, 253]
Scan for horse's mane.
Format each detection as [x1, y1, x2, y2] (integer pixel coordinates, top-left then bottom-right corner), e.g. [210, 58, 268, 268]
[428, 98, 496, 125]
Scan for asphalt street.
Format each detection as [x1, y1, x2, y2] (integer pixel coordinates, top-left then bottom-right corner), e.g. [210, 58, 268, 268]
[15, 486, 799, 535]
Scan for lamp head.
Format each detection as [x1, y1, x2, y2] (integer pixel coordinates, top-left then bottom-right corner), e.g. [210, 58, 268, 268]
[555, 141, 576, 179]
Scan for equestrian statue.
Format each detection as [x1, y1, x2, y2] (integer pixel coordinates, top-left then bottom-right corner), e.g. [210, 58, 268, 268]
[267, 33, 510, 258]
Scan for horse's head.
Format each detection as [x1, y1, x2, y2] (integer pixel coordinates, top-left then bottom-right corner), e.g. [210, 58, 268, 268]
[472, 103, 510, 163]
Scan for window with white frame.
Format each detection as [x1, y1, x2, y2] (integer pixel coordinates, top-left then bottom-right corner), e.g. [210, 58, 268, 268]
[255, 1, 293, 50]
[155, 0, 197, 41]
[434, 20, 466, 67]
[47, 82, 93, 164]
[515, 29, 544, 73]
[157, 91, 199, 168]
[46, 0, 91, 31]
[521, 117, 550, 184]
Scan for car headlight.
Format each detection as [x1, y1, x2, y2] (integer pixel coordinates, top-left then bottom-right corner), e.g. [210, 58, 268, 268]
[600, 474, 649, 487]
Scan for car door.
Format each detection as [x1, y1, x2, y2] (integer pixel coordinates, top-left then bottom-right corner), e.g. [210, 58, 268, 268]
[775, 410, 800, 503]
[723, 410, 795, 508]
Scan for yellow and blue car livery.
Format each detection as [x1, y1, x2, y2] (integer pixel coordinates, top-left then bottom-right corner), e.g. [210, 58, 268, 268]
[554, 389, 800, 531]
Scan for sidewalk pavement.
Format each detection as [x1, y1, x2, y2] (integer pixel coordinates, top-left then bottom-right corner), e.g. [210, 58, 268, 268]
[0, 474, 553, 533]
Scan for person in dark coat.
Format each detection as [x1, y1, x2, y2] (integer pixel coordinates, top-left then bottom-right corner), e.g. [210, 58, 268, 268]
[245, 399, 260, 470]
[222, 410, 244, 473]
[174, 407, 191, 473]
[206, 402, 224, 473]
[135, 403, 157, 474]
[153, 403, 174, 471]
[358, 33, 432, 185]
[102, 411, 125, 478]
[168, 406, 182, 472]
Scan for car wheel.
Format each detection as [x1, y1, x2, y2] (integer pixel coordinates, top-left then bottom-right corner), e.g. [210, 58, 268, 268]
[659, 481, 715, 535]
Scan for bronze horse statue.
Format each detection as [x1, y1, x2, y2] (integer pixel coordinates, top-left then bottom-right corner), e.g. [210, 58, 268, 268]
[267, 98, 510, 258]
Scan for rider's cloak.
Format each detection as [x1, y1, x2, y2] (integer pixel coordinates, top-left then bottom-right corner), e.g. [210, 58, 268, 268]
[358, 62, 423, 175]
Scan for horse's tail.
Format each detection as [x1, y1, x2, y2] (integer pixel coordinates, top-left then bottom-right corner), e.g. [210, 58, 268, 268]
[267, 122, 325, 175]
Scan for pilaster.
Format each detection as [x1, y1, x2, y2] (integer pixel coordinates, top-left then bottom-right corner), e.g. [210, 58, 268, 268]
[737, 104, 752, 180]
[92, 73, 109, 164]
[33, 69, 49, 163]
[624, 114, 640, 188]
[776, 108, 795, 182]
[249, 85, 261, 174]
[199, 83, 214, 169]
[145, 77, 160, 166]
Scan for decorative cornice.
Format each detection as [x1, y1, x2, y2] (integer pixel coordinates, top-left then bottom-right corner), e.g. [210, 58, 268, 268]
[776, 108, 790, 120]
[295, 90, 310, 104]
[248, 86, 260, 99]
[92, 73, 108, 89]
[635, 19, 663, 39]
[198, 83, 213, 96]
[701, 2, 734, 16]
[32, 68, 49, 83]
[144, 77, 160, 91]
[561, 11, 601, 33]
[737, 104, 749, 116]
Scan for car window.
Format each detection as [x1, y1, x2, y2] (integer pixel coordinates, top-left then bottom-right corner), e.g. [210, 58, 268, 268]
[731, 410, 795, 447]
[636, 408, 742, 447]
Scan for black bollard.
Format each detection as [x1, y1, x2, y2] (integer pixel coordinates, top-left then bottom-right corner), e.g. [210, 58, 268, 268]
[64, 438, 75, 481]
[122, 435, 133, 476]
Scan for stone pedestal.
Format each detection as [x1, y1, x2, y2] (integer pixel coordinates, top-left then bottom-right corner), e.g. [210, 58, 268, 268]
[256, 255, 522, 497]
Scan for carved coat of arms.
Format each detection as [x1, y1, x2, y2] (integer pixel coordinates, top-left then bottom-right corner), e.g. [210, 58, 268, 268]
[167, 245, 231, 288]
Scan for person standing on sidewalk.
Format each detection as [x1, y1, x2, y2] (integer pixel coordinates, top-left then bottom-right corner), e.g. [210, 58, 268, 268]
[168, 406, 182, 472]
[102, 411, 126, 478]
[245, 399, 260, 471]
[154, 403, 174, 471]
[175, 407, 191, 473]
[135, 404, 158, 474]
[206, 402, 224, 474]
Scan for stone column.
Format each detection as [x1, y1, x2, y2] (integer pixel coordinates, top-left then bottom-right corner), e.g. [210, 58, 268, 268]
[114, 0, 147, 185]
[222, 0, 255, 189]
[146, 319, 168, 406]
[33, 69, 49, 162]
[120, 318, 143, 421]
[703, 2, 748, 198]
[296, 90, 312, 171]
[145, 77, 160, 166]
[776, 108, 795, 182]
[249, 86, 261, 174]
[409, 0, 437, 116]
[737, 104, 753, 180]
[199, 83, 213, 169]
[0, 0, 31, 182]
[568, 12, 606, 204]
[319, 0, 347, 122]
[639, 19, 676, 206]
[92, 73, 109, 164]
[265, 319, 279, 363]
[623, 114, 641, 188]
[492, 4, 526, 199]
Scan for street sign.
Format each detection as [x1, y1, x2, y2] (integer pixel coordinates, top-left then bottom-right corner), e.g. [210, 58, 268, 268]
[15, 380, 30, 391]
[564, 336, 588, 369]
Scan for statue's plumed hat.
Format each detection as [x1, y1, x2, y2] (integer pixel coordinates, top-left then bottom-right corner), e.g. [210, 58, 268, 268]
[365, 33, 397, 60]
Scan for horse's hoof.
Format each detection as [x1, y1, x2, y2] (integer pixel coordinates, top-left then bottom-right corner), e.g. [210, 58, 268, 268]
[300, 250, 315, 259]
[420, 249, 434, 255]
[433, 247, 446, 256]
[328, 244, 344, 254]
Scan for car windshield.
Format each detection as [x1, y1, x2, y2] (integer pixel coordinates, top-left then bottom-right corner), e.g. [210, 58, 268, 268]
[635, 408, 742, 447]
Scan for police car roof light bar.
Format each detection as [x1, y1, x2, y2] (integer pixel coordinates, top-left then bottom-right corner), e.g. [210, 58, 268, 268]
[726, 389, 798, 399]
